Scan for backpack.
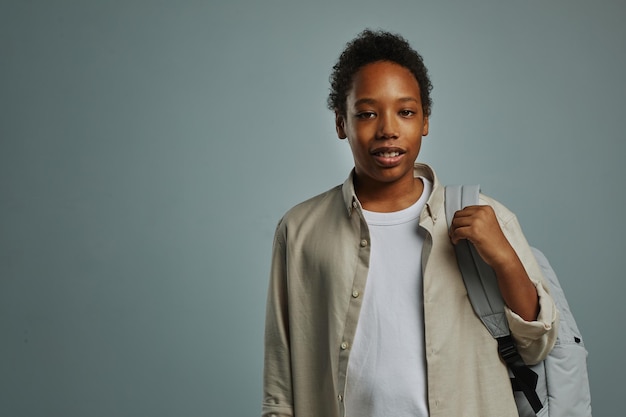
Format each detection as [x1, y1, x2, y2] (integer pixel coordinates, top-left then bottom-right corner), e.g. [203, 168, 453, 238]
[445, 185, 592, 417]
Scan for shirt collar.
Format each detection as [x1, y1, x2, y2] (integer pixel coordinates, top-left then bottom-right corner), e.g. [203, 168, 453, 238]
[342, 163, 444, 222]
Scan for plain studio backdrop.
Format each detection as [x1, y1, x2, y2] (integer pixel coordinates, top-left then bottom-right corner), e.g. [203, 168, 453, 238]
[1, 1, 624, 416]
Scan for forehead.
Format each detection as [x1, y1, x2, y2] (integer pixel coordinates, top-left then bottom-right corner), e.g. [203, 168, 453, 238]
[348, 61, 421, 103]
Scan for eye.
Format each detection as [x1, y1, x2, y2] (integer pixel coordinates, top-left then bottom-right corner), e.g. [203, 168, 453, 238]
[355, 111, 376, 119]
[399, 109, 416, 117]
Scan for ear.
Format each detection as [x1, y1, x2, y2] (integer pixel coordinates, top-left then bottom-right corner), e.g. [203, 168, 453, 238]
[335, 111, 347, 139]
[422, 116, 429, 136]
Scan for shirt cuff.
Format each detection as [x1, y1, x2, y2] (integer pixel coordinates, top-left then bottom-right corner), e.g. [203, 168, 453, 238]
[505, 280, 557, 347]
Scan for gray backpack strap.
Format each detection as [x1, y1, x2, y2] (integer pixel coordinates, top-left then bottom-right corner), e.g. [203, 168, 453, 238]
[444, 185, 510, 338]
[445, 185, 543, 414]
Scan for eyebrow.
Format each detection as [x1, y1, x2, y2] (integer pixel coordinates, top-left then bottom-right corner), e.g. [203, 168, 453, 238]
[353, 97, 419, 106]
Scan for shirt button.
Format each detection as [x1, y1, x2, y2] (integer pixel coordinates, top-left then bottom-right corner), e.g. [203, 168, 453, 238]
[352, 201, 358, 208]
[352, 290, 360, 298]
[341, 342, 348, 350]
[360, 239, 368, 247]
[338, 393, 344, 402]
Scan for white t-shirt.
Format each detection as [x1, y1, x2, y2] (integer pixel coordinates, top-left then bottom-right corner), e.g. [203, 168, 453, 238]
[345, 178, 432, 417]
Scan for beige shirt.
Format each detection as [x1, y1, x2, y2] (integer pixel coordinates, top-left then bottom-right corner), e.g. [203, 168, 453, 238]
[263, 163, 558, 417]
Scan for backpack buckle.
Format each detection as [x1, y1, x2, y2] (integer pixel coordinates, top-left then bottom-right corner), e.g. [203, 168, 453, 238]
[497, 335, 523, 366]
[497, 336, 543, 413]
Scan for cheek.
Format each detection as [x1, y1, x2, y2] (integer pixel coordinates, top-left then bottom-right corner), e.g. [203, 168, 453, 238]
[347, 138, 370, 162]
[409, 138, 423, 156]
[346, 138, 358, 155]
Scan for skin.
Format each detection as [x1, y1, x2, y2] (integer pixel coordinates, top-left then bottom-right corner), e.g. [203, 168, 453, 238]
[335, 60, 539, 321]
[335, 61, 429, 213]
[449, 205, 539, 320]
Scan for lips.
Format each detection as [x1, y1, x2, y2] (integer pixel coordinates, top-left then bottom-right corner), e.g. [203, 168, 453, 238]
[376, 151, 400, 158]
[371, 147, 405, 166]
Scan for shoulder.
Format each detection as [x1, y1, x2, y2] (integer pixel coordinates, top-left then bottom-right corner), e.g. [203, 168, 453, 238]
[478, 193, 517, 226]
[478, 193, 534, 262]
[276, 184, 345, 233]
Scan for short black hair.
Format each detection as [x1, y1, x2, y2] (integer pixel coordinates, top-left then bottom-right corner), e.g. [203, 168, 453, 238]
[327, 29, 433, 118]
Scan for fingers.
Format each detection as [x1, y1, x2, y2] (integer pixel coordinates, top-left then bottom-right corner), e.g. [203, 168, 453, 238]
[448, 205, 499, 245]
[449, 205, 516, 267]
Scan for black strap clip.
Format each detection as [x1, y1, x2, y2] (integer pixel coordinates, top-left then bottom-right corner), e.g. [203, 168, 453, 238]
[497, 336, 543, 413]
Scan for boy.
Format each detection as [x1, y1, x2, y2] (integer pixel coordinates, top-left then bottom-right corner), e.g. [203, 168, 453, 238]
[263, 29, 558, 417]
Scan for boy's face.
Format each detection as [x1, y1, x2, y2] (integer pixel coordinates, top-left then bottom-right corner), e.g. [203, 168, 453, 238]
[335, 61, 429, 191]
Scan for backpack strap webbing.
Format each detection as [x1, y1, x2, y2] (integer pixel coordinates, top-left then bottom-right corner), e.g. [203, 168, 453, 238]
[445, 185, 543, 413]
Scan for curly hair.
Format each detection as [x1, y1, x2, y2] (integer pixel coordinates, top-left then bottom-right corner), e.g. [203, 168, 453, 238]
[327, 29, 433, 118]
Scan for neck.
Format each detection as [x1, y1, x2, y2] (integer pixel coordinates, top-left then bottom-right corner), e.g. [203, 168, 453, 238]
[355, 176, 424, 212]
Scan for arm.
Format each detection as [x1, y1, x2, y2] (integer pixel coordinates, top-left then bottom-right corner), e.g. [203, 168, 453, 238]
[449, 203, 558, 364]
[262, 225, 294, 417]
[448, 205, 538, 321]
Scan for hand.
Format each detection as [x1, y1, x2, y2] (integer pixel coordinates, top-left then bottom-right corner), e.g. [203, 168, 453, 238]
[449, 204, 539, 321]
[448, 205, 517, 269]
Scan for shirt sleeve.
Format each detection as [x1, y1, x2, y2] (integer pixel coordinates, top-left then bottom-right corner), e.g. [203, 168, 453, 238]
[262, 222, 295, 417]
[505, 280, 559, 365]
[488, 195, 560, 366]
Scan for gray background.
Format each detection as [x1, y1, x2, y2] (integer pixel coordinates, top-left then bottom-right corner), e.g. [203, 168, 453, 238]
[1, 0, 624, 416]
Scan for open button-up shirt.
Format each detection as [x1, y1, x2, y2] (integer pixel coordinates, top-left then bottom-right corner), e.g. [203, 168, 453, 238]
[263, 163, 558, 417]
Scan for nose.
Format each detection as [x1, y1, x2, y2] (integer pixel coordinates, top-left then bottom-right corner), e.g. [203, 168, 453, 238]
[377, 111, 398, 139]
